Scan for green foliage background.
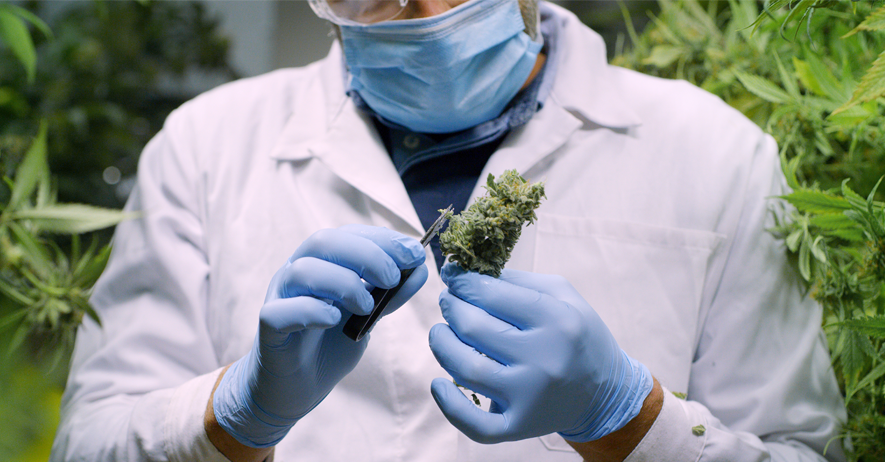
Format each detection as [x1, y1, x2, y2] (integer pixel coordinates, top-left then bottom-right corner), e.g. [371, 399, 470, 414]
[611, 0, 885, 459]
[0, 1, 235, 460]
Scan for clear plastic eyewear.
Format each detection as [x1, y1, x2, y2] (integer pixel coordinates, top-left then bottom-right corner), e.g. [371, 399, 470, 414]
[308, 0, 410, 26]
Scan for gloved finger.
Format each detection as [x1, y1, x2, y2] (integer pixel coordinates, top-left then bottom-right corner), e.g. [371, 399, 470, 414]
[438, 290, 522, 366]
[290, 227, 424, 290]
[340, 224, 427, 270]
[430, 377, 509, 444]
[379, 263, 429, 317]
[259, 296, 342, 345]
[274, 257, 375, 315]
[497, 269, 586, 308]
[337, 224, 424, 262]
[440, 263, 556, 330]
[428, 323, 509, 402]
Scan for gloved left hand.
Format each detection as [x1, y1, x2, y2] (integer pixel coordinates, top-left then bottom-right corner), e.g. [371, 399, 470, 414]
[429, 263, 653, 444]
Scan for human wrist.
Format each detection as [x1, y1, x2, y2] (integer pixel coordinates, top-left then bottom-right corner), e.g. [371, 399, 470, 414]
[559, 352, 654, 442]
[565, 377, 664, 462]
[212, 355, 298, 448]
[204, 364, 275, 462]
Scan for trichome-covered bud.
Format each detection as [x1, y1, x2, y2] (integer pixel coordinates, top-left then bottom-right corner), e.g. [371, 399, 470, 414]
[439, 169, 545, 277]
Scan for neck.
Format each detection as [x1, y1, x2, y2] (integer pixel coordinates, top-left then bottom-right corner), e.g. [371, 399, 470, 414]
[521, 52, 546, 90]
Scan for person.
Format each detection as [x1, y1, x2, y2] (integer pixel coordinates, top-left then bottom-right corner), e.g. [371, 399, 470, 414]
[50, 0, 846, 461]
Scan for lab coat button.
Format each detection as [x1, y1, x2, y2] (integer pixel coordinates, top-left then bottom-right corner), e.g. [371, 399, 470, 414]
[403, 134, 421, 149]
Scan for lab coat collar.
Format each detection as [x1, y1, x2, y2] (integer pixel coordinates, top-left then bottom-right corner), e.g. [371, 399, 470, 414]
[270, 43, 424, 235]
[542, 2, 642, 130]
[268, 4, 640, 232]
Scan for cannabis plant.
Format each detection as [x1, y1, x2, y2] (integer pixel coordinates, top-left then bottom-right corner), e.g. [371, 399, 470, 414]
[1, 4, 133, 460]
[612, 1, 885, 459]
[439, 170, 545, 277]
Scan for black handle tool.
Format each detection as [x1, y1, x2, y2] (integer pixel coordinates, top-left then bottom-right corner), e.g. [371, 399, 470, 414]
[343, 205, 452, 341]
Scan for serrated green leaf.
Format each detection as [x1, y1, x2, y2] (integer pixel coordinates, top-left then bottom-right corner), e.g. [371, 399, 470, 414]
[734, 70, 793, 103]
[841, 180, 868, 210]
[843, 4, 885, 37]
[840, 328, 867, 383]
[5, 121, 48, 213]
[809, 213, 856, 230]
[832, 50, 885, 115]
[841, 316, 885, 339]
[828, 227, 865, 243]
[11, 204, 136, 234]
[782, 190, 851, 213]
[0, 7, 37, 83]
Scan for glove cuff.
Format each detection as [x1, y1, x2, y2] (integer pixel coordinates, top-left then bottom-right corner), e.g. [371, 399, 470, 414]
[558, 351, 653, 443]
[212, 358, 298, 448]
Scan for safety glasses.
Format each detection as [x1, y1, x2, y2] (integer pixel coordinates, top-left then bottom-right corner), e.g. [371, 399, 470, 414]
[308, 0, 410, 26]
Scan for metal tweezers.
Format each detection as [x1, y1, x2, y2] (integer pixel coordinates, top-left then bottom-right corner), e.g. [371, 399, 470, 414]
[343, 205, 453, 341]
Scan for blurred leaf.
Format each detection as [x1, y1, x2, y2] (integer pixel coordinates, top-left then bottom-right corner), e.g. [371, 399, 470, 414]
[5, 122, 48, 213]
[847, 359, 885, 403]
[7, 221, 52, 276]
[6, 320, 29, 356]
[0, 5, 36, 82]
[810, 235, 827, 262]
[643, 44, 684, 67]
[71, 243, 111, 289]
[793, 57, 825, 97]
[734, 70, 793, 103]
[799, 241, 812, 280]
[11, 204, 135, 234]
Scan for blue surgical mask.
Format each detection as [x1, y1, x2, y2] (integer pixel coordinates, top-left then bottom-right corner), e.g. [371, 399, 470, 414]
[340, 0, 543, 134]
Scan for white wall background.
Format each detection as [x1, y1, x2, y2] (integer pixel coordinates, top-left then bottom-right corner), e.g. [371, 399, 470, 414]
[202, 1, 334, 77]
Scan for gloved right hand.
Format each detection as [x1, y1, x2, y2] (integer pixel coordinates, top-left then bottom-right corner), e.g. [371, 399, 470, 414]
[212, 225, 428, 448]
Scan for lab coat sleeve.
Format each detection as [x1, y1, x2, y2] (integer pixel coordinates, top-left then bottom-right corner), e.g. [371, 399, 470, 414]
[625, 134, 846, 462]
[49, 111, 231, 462]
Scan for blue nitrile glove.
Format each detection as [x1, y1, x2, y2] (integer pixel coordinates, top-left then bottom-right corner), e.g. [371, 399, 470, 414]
[213, 225, 429, 448]
[429, 263, 653, 444]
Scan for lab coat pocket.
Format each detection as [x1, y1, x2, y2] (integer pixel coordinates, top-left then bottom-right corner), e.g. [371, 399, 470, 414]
[530, 213, 725, 394]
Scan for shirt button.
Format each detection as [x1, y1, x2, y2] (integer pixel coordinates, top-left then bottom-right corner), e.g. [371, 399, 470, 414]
[402, 134, 421, 149]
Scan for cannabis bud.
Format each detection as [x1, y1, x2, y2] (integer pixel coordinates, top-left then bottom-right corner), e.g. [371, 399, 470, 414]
[439, 170, 545, 277]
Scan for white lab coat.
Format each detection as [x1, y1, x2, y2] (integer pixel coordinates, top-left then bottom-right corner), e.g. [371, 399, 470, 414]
[51, 4, 845, 461]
